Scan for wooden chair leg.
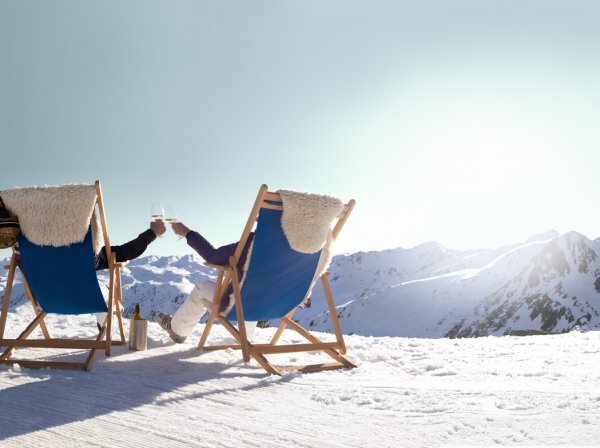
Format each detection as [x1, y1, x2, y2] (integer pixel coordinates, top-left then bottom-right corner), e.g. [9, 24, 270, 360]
[230, 257, 250, 363]
[198, 312, 217, 349]
[250, 352, 281, 375]
[283, 317, 356, 368]
[84, 325, 107, 371]
[104, 259, 116, 356]
[217, 316, 280, 375]
[115, 266, 125, 344]
[0, 312, 47, 361]
[21, 272, 51, 339]
[198, 269, 225, 349]
[0, 256, 17, 342]
[0, 258, 49, 344]
[115, 300, 125, 344]
[322, 273, 347, 355]
[270, 310, 295, 345]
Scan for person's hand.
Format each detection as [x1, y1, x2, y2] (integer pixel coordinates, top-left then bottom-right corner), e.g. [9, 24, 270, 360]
[171, 222, 191, 238]
[150, 219, 167, 237]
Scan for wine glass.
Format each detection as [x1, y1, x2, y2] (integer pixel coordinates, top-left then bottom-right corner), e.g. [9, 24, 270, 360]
[163, 205, 178, 223]
[150, 203, 165, 237]
[164, 205, 183, 240]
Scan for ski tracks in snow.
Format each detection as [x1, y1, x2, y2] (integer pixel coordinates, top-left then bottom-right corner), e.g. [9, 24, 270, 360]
[1, 313, 600, 447]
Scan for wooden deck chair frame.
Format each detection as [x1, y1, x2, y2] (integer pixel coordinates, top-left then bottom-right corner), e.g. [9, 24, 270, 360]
[0, 180, 125, 371]
[198, 184, 356, 375]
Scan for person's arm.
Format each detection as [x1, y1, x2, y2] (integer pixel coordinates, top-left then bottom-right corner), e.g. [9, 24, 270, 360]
[186, 231, 238, 266]
[95, 221, 165, 270]
[171, 222, 253, 266]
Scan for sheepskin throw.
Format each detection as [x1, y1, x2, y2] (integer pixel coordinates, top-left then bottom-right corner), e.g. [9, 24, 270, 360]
[276, 189, 344, 308]
[299, 232, 336, 307]
[1, 184, 103, 253]
[277, 189, 344, 254]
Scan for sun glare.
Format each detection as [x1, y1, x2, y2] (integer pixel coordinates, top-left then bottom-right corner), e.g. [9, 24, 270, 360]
[356, 84, 567, 252]
[419, 110, 557, 248]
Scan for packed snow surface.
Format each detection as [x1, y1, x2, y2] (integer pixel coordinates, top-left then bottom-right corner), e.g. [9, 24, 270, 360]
[1, 307, 600, 447]
[2, 231, 600, 446]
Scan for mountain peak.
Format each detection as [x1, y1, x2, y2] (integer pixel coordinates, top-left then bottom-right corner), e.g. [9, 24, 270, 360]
[413, 241, 448, 252]
[526, 229, 560, 243]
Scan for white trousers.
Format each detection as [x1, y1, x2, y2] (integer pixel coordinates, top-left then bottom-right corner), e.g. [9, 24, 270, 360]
[96, 281, 207, 330]
[171, 281, 256, 340]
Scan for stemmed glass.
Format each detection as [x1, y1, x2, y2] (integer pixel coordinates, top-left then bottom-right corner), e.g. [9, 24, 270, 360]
[150, 203, 165, 237]
[164, 205, 183, 240]
[163, 205, 178, 224]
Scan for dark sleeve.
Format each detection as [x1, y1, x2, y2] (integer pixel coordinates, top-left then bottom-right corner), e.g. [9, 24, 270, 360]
[186, 231, 238, 266]
[95, 229, 157, 271]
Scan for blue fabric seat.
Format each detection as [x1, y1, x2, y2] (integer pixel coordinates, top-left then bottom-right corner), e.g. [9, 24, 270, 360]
[17, 229, 107, 315]
[229, 207, 321, 322]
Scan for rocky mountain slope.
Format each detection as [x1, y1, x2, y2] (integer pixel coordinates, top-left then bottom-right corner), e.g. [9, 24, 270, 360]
[296, 230, 600, 337]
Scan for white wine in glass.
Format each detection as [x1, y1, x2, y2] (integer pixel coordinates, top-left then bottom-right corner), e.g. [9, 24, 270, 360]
[150, 203, 165, 221]
[164, 205, 183, 239]
[150, 203, 165, 237]
[164, 205, 178, 223]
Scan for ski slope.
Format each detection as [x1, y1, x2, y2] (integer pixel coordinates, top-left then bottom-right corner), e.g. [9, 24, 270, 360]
[1, 306, 600, 447]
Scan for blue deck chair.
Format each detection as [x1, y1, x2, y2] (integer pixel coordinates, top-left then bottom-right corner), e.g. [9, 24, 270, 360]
[198, 185, 356, 375]
[0, 181, 125, 371]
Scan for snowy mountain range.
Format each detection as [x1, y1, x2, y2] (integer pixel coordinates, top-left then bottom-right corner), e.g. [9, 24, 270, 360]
[296, 230, 600, 338]
[2, 229, 600, 338]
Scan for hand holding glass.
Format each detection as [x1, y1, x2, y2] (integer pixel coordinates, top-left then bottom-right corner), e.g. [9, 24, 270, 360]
[150, 203, 165, 238]
[164, 206, 184, 240]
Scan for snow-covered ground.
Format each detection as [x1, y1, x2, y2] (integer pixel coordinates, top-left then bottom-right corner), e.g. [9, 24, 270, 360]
[1, 305, 600, 447]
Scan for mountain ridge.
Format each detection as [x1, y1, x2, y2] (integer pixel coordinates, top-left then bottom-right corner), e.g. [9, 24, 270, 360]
[2, 230, 600, 338]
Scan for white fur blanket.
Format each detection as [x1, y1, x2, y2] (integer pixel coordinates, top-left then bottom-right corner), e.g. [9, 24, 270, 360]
[277, 189, 343, 254]
[299, 232, 335, 307]
[277, 189, 344, 307]
[1, 184, 103, 253]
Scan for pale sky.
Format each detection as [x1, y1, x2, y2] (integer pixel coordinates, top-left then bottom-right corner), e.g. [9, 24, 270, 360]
[1, 0, 599, 257]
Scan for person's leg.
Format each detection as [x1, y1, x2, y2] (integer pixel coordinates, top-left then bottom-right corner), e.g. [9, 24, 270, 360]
[170, 281, 214, 337]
